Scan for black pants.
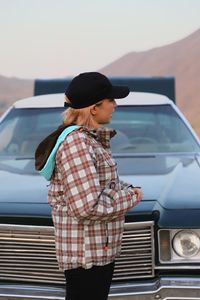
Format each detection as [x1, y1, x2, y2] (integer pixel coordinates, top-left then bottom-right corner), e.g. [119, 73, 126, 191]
[64, 262, 115, 300]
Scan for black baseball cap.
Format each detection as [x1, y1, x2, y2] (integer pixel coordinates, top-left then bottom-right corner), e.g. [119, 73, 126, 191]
[65, 72, 130, 109]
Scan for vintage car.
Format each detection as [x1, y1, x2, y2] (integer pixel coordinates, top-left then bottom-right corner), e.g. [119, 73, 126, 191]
[0, 91, 200, 299]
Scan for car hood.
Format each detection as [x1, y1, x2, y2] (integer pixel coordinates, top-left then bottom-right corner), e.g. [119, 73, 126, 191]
[0, 159, 50, 216]
[116, 154, 200, 210]
[0, 155, 200, 223]
[0, 170, 47, 203]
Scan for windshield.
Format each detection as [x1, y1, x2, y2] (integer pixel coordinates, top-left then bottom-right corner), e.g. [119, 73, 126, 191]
[0, 107, 64, 159]
[110, 105, 200, 153]
[0, 105, 199, 161]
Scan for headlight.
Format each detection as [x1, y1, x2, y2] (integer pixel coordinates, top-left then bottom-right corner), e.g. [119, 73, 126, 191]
[172, 230, 200, 257]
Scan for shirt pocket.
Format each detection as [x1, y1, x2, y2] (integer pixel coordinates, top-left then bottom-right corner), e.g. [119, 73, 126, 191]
[98, 152, 117, 182]
[104, 156, 117, 167]
[101, 150, 116, 166]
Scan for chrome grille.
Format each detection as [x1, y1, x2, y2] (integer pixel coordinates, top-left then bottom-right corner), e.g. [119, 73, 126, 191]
[0, 221, 154, 284]
[114, 221, 154, 280]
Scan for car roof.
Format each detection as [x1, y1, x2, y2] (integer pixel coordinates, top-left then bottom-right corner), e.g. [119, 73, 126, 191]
[14, 91, 173, 109]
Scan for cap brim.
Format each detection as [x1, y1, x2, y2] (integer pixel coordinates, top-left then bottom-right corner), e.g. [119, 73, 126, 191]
[108, 85, 130, 99]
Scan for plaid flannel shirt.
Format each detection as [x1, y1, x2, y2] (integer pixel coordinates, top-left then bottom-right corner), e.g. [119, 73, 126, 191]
[48, 127, 140, 270]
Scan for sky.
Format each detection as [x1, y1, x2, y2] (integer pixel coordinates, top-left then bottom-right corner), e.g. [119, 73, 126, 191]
[1, 0, 200, 79]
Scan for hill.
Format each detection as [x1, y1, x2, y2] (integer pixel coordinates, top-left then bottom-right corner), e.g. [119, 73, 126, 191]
[100, 28, 200, 136]
[0, 76, 34, 115]
[0, 29, 200, 136]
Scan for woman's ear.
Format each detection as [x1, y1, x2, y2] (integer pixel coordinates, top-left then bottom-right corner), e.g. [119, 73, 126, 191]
[90, 105, 97, 116]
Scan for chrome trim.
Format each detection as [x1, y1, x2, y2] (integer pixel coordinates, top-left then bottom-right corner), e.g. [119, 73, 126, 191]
[156, 265, 200, 270]
[0, 224, 54, 232]
[1, 277, 200, 299]
[0, 221, 154, 284]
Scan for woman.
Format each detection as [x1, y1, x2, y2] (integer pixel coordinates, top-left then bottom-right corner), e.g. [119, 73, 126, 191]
[36, 72, 142, 300]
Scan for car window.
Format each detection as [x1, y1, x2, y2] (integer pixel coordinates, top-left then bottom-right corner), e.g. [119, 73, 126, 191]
[0, 107, 64, 158]
[0, 104, 199, 161]
[110, 105, 200, 153]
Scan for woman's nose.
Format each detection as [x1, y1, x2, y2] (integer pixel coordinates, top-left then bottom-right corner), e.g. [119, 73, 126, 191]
[113, 100, 117, 108]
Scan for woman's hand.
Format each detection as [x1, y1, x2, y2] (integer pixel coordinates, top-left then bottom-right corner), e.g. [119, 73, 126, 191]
[132, 187, 143, 202]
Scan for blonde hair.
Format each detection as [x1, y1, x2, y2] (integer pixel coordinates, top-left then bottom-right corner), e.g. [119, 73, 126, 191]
[62, 96, 97, 128]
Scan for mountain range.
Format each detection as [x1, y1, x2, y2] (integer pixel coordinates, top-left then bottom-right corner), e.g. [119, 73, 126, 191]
[99, 28, 200, 136]
[0, 28, 200, 136]
[0, 75, 33, 115]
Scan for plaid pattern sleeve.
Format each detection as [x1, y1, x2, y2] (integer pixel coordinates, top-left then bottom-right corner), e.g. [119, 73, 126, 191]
[53, 130, 138, 221]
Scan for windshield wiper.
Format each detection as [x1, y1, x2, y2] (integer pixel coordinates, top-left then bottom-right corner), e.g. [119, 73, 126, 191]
[15, 157, 34, 160]
[113, 153, 156, 158]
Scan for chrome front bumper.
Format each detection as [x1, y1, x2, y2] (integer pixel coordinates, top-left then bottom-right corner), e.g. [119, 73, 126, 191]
[1, 277, 200, 300]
